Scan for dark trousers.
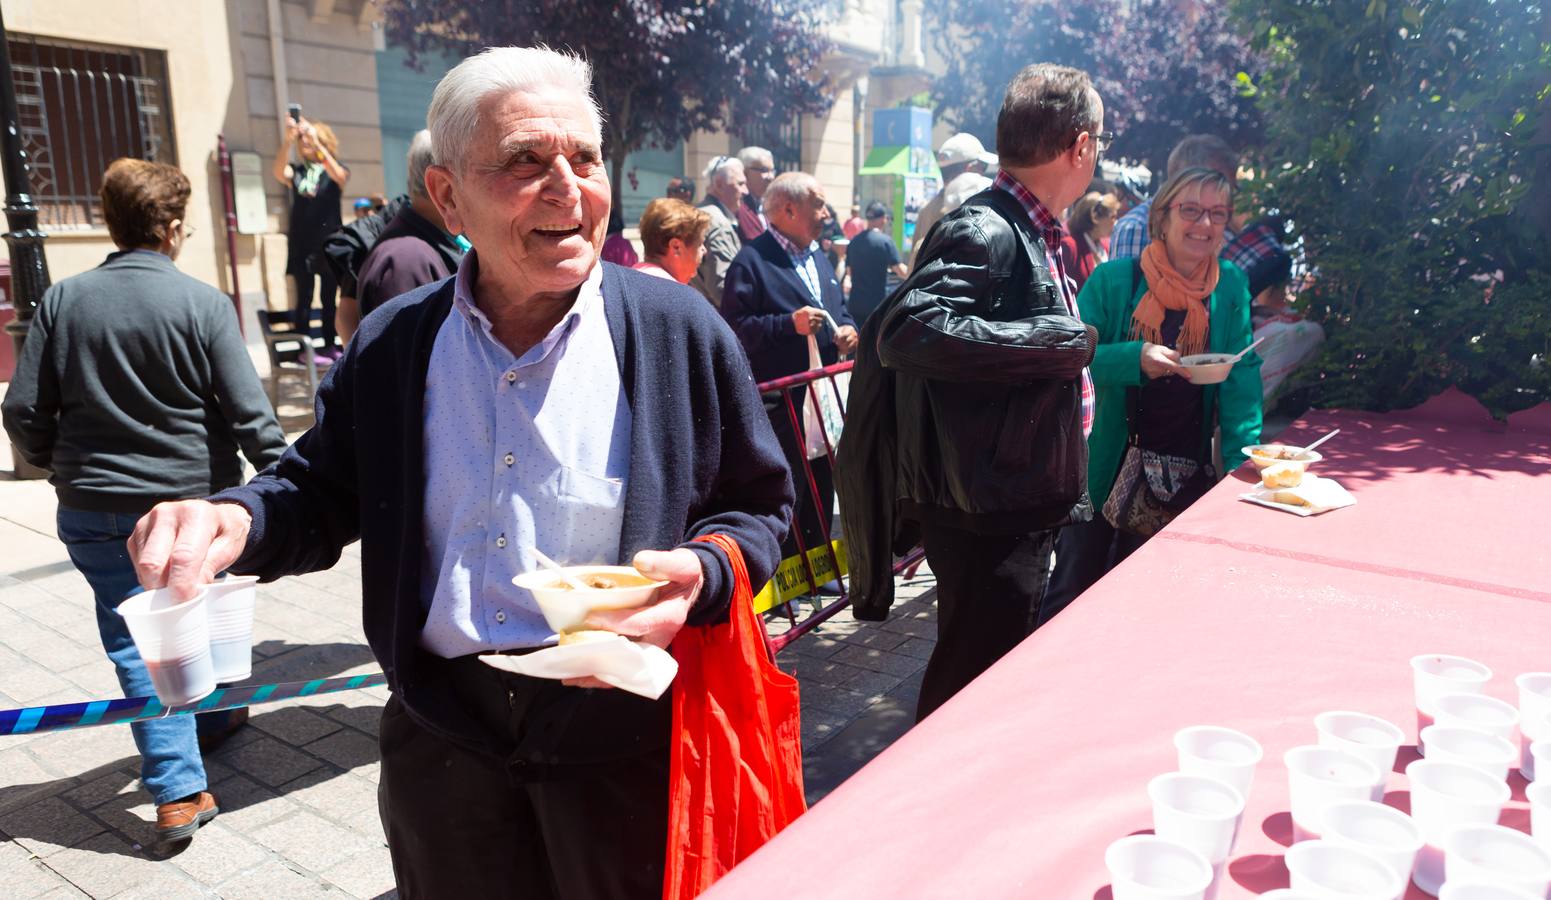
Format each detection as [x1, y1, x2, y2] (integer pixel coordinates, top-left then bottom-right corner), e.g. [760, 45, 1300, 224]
[378, 657, 671, 900]
[1039, 516, 1148, 628]
[291, 257, 338, 348]
[764, 395, 836, 566]
[916, 521, 1055, 722]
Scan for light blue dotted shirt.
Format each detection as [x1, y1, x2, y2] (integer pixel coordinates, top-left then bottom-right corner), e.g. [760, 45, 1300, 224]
[418, 255, 631, 657]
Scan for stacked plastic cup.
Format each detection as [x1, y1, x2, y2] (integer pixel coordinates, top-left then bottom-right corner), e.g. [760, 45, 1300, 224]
[1528, 781, 1551, 857]
[1103, 834, 1213, 900]
[1284, 745, 1382, 843]
[1174, 726, 1263, 801]
[1411, 655, 1492, 755]
[1434, 692, 1521, 744]
[1320, 800, 1424, 888]
[1420, 725, 1518, 782]
[1442, 824, 1551, 897]
[116, 587, 215, 706]
[1284, 839, 1406, 900]
[1516, 673, 1551, 781]
[1315, 711, 1405, 801]
[1147, 773, 1245, 900]
[204, 575, 259, 682]
[1405, 759, 1513, 895]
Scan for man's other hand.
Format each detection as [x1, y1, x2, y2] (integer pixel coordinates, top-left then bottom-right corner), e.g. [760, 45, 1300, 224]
[792, 306, 826, 336]
[834, 324, 859, 356]
[128, 500, 253, 601]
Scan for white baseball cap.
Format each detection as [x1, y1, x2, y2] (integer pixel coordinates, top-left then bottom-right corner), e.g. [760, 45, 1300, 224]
[936, 133, 997, 167]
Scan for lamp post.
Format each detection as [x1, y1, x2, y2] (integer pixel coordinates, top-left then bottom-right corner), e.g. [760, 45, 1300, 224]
[0, 8, 51, 479]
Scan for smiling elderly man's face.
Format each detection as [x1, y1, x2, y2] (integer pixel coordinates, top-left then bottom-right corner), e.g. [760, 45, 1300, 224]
[445, 84, 610, 297]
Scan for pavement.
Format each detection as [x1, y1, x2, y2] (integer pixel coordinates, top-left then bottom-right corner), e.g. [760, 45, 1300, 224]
[0, 380, 938, 899]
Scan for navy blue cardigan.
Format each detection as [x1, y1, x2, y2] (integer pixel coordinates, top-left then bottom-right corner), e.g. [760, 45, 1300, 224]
[722, 230, 856, 384]
[214, 263, 793, 749]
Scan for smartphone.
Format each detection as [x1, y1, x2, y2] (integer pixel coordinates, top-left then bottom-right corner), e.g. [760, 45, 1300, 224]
[287, 103, 302, 123]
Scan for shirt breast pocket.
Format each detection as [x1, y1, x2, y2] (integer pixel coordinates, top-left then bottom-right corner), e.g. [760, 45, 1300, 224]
[539, 466, 625, 560]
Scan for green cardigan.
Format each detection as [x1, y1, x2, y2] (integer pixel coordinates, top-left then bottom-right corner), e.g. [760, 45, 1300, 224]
[1076, 257, 1263, 510]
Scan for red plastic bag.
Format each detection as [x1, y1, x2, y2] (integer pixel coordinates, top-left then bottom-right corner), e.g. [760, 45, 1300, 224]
[663, 533, 807, 898]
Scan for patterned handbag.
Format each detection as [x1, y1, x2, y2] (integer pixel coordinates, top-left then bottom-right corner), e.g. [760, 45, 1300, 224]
[1101, 440, 1215, 537]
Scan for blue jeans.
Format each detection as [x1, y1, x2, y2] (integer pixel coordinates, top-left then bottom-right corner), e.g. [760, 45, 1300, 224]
[56, 507, 209, 805]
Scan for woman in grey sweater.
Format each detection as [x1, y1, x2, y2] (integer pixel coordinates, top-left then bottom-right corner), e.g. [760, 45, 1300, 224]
[2, 158, 285, 844]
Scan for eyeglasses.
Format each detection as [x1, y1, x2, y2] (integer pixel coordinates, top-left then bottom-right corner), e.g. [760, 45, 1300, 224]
[1094, 131, 1116, 153]
[1169, 203, 1231, 226]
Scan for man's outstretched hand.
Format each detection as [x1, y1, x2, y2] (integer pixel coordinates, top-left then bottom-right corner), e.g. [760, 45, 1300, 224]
[128, 500, 253, 601]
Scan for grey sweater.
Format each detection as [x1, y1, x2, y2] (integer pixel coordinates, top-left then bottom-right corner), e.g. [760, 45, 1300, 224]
[3, 249, 286, 514]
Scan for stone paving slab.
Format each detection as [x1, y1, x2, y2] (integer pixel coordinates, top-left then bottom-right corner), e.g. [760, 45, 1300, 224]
[0, 408, 940, 897]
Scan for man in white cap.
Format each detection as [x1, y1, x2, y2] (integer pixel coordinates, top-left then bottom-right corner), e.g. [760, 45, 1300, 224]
[908, 132, 997, 267]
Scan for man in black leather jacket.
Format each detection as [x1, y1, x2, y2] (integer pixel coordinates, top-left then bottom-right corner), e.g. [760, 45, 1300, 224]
[836, 64, 1105, 720]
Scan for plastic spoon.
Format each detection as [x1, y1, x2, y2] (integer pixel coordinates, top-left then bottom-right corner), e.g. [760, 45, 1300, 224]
[530, 547, 590, 591]
[1227, 336, 1266, 364]
[1298, 429, 1340, 456]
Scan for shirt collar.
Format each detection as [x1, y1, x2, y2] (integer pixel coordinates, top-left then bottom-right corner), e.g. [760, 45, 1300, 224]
[992, 170, 1067, 245]
[769, 227, 817, 260]
[451, 250, 602, 343]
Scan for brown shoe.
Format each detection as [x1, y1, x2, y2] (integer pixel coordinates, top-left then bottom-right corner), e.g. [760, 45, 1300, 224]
[156, 791, 218, 843]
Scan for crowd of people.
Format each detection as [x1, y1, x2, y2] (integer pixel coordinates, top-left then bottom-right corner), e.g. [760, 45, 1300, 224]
[2, 38, 1336, 899]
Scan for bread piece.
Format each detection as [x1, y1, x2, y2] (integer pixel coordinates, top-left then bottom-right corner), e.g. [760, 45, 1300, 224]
[558, 629, 620, 646]
[1270, 490, 1312, 508]
[1262, 462, 1304, 488]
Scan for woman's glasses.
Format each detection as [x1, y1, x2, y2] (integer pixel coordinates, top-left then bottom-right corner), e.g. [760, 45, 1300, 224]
[1169, 203, 1231, 226]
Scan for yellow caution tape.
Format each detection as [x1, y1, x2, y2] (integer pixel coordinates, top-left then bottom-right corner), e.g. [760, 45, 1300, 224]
[752, 539, 848, 614]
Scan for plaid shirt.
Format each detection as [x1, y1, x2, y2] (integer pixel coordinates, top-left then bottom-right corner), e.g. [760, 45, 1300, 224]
[768, 226, 823, 304]
[992, 171, 1094, 437]
[1223, 221, 1281, 274]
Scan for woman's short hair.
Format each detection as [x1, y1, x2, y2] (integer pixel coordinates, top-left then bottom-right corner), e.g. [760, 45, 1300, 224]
[1068, 191, 1118, 238]
[428, 46, 603, 174]
[1148, 167, 1234, 241]
[308, 120, 339, 158]
[638, 198, 711, 258]
[995, 64, 1101, 168]
[99, 158, 190, 249]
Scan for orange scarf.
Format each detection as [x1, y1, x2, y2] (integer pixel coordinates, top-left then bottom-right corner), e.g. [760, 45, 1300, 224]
[1130, 242, 1217, 357]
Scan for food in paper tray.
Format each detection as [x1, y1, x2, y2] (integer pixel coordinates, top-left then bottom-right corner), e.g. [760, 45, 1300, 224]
[1240, 474, 1356, 516]
[1261, 461, 1304, 489]
[547, 571, 656, 591]
[513, 565, 668, 633]
[557, 629, 622, 646]
[1269, 490, 1312, 508]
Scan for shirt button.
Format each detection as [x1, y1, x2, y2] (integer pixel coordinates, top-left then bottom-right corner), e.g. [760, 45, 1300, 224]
[495, 535, 507, 548]
[495, 610, 507, 623]
[505, 371, 517, 383]
[503, 453, 515, 466]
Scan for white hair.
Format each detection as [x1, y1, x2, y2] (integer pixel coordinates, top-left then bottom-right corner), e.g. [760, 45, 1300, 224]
[406, 130, 435, 199]
[737, 146, 773, 169]
[703, 155, 743, 186]
[427, 46, 604, 173]
[764, 171, 818, 210]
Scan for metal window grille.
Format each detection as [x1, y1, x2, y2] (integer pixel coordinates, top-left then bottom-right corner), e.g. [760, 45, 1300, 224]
[7, 34, 176, 230]
[740, 113, 803, 176]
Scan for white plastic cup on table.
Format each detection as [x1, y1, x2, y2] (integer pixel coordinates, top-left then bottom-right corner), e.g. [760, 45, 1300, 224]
[1405, 758, 1514, 895]
[1284, 839, 1407, 900]
[1443, 824, 1551, 898]
[1533, 740, 1551, 787]
[1438, 883, 1546, 900]
[1316, 711, 1405, 800]
[1420, 725, 1518, 783]
[115, 587, 215, 706]
[1147, 773, 1245, 900]
[1528, 781, 1551, 857]
[1434, 691, 1521, 744]
[1103, 834, 1213, 900]
[1412, 654, 1492, 754]
[1517, 674, 1551, 780]
[1174, 726, 1263, 801]
[1319, 800, 1424, 888]
[1284, 745, 1384, 843]
[203, 575, 259, 682]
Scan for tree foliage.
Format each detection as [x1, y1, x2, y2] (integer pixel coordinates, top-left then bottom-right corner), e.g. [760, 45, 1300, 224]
[1233, 0, 1551, 416]
[927, 0, 1264, 177]
[383, 0, 836, 203]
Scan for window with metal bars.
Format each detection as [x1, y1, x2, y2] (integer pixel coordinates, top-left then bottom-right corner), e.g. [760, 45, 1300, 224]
[739, 113, 803, 176]
[7, 34, 176, 230]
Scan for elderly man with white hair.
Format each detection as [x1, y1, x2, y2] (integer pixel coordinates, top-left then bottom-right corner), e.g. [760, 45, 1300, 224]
[354, 129, 465, 321]
[735, 145, 775, 240]
[122, 47, 793, 898]
[690, 154, 747, 307]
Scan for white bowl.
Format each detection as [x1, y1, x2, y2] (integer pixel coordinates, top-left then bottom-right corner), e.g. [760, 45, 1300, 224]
[1179, 353, 1236, 384]
[1243, 444, 1324, 471]
[512, 566, 667, 633]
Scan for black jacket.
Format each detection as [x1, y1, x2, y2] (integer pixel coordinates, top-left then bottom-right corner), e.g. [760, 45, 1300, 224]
[211, 264, 793, 752]
[721, 230, 856, 384]
[356, 206, 464, 317]
[835, 189, 1097, 620]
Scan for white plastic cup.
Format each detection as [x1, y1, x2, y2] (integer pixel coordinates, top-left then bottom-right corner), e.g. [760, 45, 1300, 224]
[1316, 711, 1405, 799]
[1174, 726, 1263, 801]
[1404, 759, 1513, 895]
[1420, 725, 1518, 782]
[1443, 824, 1551, 898]
[1518, 674, 1551, 780]
[1532, 740, 1551, 786]
[1412, 654, 1493, 753]
[116, 587, 215, 706]
[204, 575, 258, 682]
[1104, 834, 1214, 900]
[1284, 839, 1407, 900]
[1148, 773, 1244, 900]
[1438, 883, 1546, 900]
[1434, 691, 1521, 743]
[1320, 800, 1424, 887]
[1528, 781, 1551, 857]
[1284, 745, 1384, 843]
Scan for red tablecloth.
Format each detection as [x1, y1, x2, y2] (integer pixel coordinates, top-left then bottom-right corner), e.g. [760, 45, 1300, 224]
[711, 391, 1551, 899]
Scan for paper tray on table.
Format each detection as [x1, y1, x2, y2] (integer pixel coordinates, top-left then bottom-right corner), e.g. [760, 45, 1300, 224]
[1238, 473, 1356, 517]
[479, 635, 678, 699]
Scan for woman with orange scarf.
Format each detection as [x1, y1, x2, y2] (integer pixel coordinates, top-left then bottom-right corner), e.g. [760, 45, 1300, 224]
[1041, 167, 1263, 623]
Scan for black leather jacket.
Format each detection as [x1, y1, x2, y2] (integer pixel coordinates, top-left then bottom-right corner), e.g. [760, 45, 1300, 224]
[835, 188, 1097, 620]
